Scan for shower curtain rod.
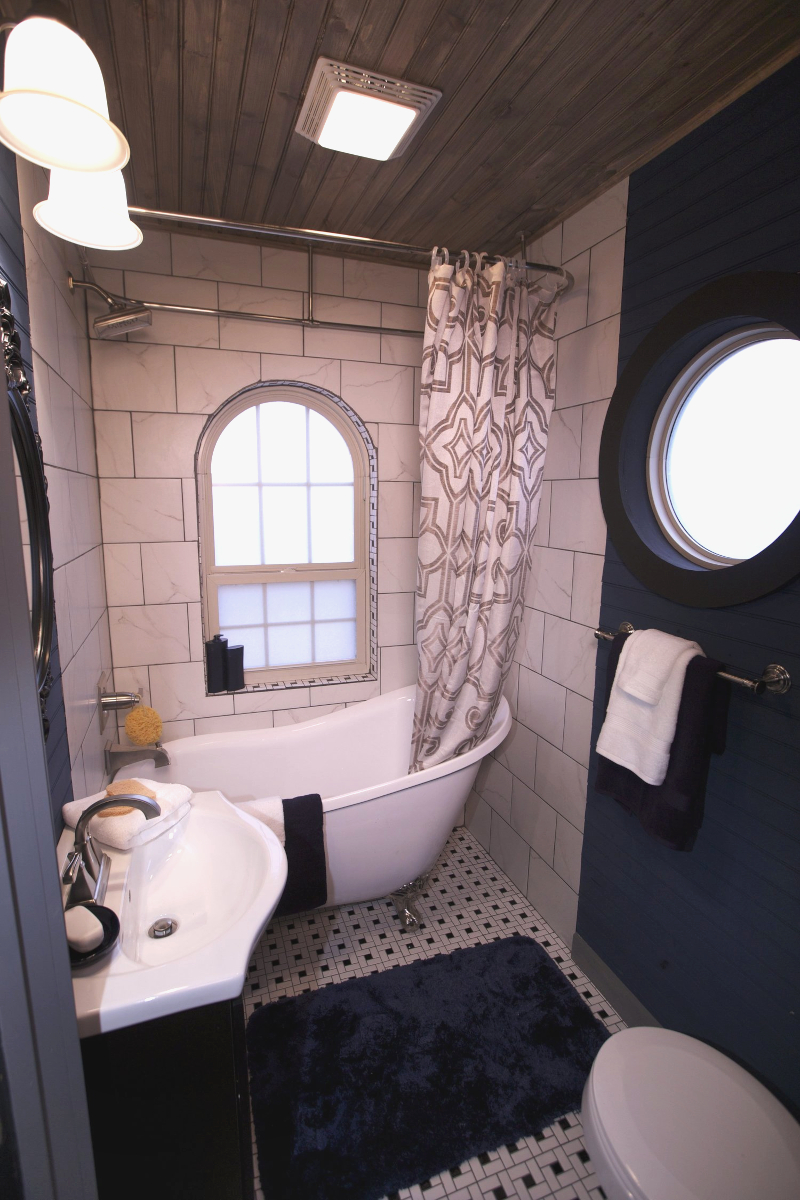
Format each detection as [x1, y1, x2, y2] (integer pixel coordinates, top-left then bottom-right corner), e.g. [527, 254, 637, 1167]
[128, 206, 572, 285]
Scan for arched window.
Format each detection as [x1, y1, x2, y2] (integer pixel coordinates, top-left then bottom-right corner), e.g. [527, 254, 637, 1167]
[197, 383, 375, 688]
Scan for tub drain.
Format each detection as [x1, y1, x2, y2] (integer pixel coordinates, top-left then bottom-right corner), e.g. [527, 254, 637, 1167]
[148, 917, 178, 939]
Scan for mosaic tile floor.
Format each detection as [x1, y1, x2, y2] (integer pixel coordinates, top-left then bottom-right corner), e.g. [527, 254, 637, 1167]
[242, 827, 626, 1200]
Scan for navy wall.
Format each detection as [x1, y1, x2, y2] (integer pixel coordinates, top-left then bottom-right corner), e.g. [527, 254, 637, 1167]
[578, 56, 800, 1108]
[0, 143, 73, 834]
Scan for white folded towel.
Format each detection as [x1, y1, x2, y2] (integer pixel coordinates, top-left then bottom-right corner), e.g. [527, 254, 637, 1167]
[596, 629, 703, 786]
[238, 797, 285, 845]
[63, 779, 192, 851]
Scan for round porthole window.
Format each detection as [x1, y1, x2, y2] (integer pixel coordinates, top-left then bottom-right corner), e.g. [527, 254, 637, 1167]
[647, 326, 800, 568]
[599, 271, 800, 607]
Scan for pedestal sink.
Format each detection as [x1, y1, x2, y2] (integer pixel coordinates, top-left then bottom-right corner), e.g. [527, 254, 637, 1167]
[58, 790, 287, 1035]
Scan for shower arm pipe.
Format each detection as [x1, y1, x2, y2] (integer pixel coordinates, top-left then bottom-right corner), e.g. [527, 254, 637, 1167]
[127, 205, 573, 287]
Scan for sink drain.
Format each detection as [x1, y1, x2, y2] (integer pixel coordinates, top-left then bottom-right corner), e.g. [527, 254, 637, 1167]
[148, 917, 178, 939]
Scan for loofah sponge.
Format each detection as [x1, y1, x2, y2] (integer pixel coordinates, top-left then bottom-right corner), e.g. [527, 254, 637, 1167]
[124, 705, 163, 747]
[101, 779, 157, 817]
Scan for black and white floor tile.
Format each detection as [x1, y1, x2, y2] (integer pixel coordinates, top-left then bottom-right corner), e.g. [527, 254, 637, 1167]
[243, 827, 625, 1200]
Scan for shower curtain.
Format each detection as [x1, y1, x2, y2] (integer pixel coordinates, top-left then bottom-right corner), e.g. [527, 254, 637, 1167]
[410, 251, 561, 772]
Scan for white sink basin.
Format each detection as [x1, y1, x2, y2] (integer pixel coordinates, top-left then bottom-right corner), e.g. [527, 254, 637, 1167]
[59, 790, 287, 1035]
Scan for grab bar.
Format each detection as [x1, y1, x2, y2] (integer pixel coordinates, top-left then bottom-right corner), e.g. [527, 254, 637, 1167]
[594, 623, 791, 695]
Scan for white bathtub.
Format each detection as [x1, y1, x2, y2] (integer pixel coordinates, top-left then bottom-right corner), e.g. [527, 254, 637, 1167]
[135, 685, 511, 907]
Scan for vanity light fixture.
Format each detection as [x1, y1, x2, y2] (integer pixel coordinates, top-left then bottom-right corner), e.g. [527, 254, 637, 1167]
[0, 3, 129, 172]
[33, 167, 142, 250]
[295, 58, 441, 161]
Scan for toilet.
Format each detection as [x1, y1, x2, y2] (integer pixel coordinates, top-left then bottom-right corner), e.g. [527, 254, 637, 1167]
[581, 1026, 800, 1200]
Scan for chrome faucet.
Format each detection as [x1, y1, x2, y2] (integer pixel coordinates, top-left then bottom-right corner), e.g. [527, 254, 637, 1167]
[104, 740, 171, 774]
[62, 793, 161, 909]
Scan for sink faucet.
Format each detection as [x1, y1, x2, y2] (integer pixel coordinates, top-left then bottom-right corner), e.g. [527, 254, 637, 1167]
[63, 793, 161, 909]
[104, 740, 171, 775]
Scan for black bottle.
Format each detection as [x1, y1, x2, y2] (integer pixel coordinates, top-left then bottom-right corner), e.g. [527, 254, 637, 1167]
[226, 644, 245, 691]
[205, 634, 228, 693]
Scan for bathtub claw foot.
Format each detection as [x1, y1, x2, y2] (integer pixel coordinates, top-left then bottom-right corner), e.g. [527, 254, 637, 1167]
[391, 874, 430, 929]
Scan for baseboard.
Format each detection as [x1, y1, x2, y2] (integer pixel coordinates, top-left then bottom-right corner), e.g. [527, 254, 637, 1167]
[571, 933, 661, 1029]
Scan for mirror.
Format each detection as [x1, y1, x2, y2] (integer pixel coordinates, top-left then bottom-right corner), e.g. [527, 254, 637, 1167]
[2, 278, 54, 735]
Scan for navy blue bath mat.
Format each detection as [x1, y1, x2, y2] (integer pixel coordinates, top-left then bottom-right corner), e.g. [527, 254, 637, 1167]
[247, 935, 608, 1200]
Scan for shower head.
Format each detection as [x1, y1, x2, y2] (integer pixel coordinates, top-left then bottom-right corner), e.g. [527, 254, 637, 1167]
[93, 302, 153, 338]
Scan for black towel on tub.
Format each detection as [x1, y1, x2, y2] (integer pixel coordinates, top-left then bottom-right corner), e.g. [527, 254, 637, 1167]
[595, 633, 730, 850]
[274, 794, 327, 916]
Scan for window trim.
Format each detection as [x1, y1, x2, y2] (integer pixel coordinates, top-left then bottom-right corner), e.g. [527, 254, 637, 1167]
[196, 380, 377, 690]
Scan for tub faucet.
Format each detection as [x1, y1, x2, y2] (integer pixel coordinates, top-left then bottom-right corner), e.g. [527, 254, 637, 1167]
[62, 793, 161, 909]
[104, 740, 171, 775]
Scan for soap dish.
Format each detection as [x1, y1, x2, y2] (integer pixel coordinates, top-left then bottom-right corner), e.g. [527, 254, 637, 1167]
[69, 903, 120, 970]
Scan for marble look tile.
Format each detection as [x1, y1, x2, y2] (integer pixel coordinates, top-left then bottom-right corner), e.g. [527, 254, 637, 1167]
[571, 552, 604, 628]
[343, 258, 419, 306]
[579, 398, 609, 478]
[503, 659, 519, 719]
[141, 541, 201, 604]
[313, 293, 381, 327]
[588, 228, 626, 324]
[554, 250, 589, 340]
[259, 352, 340, 393]
[175, 346, 260, 414]
[533, 480, 551, 547]
[113, 665, 150, 708]
[377, 591, 415, 646]
[182, 479, 199, 540]
[74, 398, 97, 476]
[381, 303, 425, 332]
[526, 546, 573, 618]
[303, 325, 380, 362]
[340, 361, 414, 424]
[128, 309, 219, 350]
[549, 479, 606, 554]
[219, 280, 303, 319]
[87, 545, 106, 631]
[495, 718, 537, 792]
[554, 815, 583, 891]
[172, 234, 260, 285]
[160, 720, 196, 741]
[378, 424, 420, 481]
[233, 688, 309, 714]
[534, 738, 588, 832]
[23, 233, 61, 371]
[127, 270, 218, 308]
[526, 853, 579, 946]
[91, 341, 177, 412]
[514, 605, 545, 672]
[525, 224, 562, 267]
[109, 604, 190, 667]
[52, 566, 73, 664]
[542, 613, 597, 700]
[417, 268, 428, 308]
[66, 552, 91, 652]
[195, 711, 276, 735]
[476, 757, 513, 822]
[188, 602, 204, 661]
[378, 537, 418, 593]
[518, 666, 566, 748]
[274, 704, 345, 728]
[54, 291, 83, 392]
[88, 230, 172, 274]
[69, 472, 102, 558]
[555, 315, 620, 409]
[464, 789, 491, 850]
[45, 466, 74, 569]
[104, 544, 143, 606]
[220, 316, 302, 355]
[40, 366, 77, 471]
[310, 679, 379, 705]
[561, 178, 629, 261]
[312, 253, 343, 296]
[511, 777, 557, 864]
[262, 246, 308, 291]
[100, 478, 184, 542]
[380, 333, 424, 368]
[563, 690, 594, 769]
[150, 661, 234, 721]
[132, 412, 206, 477]
[380, 644, 417, 692]
[94, 410, 133, 477]
[543, 407, 581, 480]
[489, 811, 530, 894]
[378, 481, 413, 537]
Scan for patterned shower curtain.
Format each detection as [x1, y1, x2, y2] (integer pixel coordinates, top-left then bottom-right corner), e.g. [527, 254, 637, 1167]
[410, 251, 562, 772]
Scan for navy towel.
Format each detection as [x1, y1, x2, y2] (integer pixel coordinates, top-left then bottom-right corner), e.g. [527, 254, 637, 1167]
[274, 793, 327, 916]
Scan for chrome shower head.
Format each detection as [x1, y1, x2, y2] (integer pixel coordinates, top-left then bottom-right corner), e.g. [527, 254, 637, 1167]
[93, 302, 153, 338]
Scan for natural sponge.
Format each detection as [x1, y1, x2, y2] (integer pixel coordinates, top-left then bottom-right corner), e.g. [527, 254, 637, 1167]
[124, 705, 163, 747]
[101, 778, 157, 817]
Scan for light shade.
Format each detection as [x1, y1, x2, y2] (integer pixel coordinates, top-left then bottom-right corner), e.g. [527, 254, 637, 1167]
[33, 168, 142, 250]
[318, 91, 416, 160]
[0, 16, 129, 172]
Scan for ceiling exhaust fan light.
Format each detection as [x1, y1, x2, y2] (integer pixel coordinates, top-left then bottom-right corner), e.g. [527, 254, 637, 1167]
[0, 17, 129, 172]
[33, 168, 142, 250]
[318, 91, 416, 161]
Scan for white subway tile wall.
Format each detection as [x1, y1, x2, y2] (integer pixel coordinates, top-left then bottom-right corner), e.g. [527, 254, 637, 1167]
[465, 179, 628, 946]
[17, 159, 112, 799]
[85, 234, 425, 741]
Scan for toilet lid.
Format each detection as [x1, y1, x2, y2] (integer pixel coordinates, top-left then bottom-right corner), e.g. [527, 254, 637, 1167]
[586, 1027, 800, 1200]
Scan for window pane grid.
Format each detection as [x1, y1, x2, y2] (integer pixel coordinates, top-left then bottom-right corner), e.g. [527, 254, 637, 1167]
[218, 579, 357, 670]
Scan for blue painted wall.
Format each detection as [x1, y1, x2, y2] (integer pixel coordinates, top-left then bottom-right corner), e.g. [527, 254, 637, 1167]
[578, 56, 800, 1108]
[0, 142, 74, 834]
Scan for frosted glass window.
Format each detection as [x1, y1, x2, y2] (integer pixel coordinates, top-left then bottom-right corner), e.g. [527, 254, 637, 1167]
[210, 400, 355, 567]
[665, 337, 800, 561]
[217, 579, 358, 670]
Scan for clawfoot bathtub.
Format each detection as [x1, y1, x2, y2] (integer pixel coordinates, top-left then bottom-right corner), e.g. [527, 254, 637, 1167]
[136, 685, 511, 907]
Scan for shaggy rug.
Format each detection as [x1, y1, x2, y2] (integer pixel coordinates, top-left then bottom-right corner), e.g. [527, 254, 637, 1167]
[247, 935, 608, 1200]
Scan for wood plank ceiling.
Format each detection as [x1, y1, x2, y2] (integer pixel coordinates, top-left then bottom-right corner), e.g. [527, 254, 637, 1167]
[2, 0, 799, 252]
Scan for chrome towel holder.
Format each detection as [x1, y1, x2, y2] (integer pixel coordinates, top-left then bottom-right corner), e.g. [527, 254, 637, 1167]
[594, 623, 791, 695]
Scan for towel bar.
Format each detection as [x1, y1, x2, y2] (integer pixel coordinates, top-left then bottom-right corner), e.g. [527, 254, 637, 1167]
[594, 624, 792, 695]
